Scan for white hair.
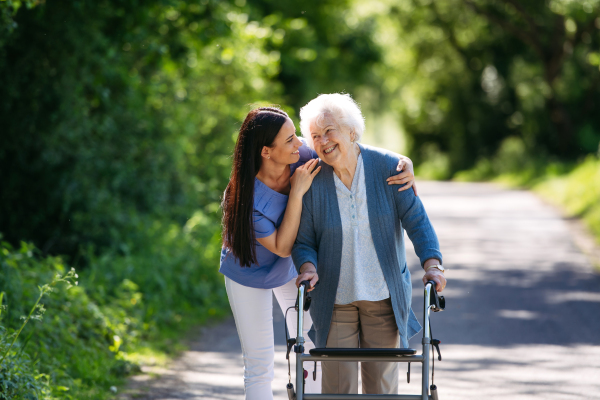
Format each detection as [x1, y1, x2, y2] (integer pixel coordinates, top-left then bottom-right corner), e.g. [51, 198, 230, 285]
[299, 93, 365, 149]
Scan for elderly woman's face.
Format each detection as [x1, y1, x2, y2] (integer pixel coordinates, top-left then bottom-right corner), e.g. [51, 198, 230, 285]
[309, 114, 354, 166]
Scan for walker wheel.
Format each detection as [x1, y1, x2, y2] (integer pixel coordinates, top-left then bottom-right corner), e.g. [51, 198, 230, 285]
[303, 369, 308, 379]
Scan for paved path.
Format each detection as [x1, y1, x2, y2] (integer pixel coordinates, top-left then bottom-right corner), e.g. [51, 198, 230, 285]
[120, 181, 600, 400]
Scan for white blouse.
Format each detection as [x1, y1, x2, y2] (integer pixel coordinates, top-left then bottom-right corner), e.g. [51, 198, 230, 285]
[333, 154, 390, 305]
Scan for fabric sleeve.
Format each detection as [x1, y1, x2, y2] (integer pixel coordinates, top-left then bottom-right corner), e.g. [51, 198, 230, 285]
[291, 196, 319, 272]
[253, 211, 276, 239]
[382, 153, 442, 267]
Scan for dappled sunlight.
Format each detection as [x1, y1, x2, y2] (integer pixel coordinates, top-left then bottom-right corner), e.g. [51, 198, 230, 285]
[407, 181, 600, 349]
[547, 290, 600, 303]
[431, 344, 600, 400]
[115, 181, 600, 399]
[497, 309, 539, 320]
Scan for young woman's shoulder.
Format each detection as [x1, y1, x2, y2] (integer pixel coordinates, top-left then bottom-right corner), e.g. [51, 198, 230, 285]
[361, 144, 403, 173]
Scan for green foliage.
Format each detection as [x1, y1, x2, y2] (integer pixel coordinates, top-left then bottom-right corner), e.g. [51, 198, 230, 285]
[5, 0, 599, 398]
[535, 155, 600, 241]
[0, 240, 126, 399]
[0, 264, 77, 400]
[0, 0, 282, 256]
[0, 0, 42, 46]
[84, 211, 229, 349]
[0, 348, 53, 400]
[0, 232, 227, 399]
[365, 0, 600, 175]
[453, 136, 558, 185]
[0, 0, 388, 398]
[245, 0, 382, 110]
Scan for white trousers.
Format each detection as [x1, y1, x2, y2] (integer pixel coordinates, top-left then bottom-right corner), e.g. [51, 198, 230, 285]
[225, 276, 322, 400]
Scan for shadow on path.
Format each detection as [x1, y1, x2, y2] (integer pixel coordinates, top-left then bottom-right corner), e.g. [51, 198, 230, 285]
[120, 181, 600, 400]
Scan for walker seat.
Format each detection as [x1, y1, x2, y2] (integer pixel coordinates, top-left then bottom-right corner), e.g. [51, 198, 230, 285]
[309, 348, 417, 357]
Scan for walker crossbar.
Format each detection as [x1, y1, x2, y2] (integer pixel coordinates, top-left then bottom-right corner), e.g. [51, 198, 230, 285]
[302, 395, 431, 400]
[299, 354, 423, 363]
[288, 281, 444, 400]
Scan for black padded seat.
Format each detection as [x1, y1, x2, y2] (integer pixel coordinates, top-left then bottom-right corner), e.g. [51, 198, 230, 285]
[309, 348, 417, 357]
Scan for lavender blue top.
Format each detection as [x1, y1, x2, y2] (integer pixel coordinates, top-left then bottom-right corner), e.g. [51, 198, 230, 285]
[219, 140, 318, 289]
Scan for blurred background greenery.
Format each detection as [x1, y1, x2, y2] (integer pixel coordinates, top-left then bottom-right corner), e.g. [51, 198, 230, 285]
[0, 0, 598, 398]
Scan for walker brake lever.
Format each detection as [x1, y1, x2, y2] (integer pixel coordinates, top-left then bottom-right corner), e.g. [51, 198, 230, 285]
[303, 295, 311, 311]
[286, 338, 296, 360]
[432, 339, 442, 361]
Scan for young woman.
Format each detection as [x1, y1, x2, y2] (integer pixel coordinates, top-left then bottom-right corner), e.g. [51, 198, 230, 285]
[220, 107, 416, 400]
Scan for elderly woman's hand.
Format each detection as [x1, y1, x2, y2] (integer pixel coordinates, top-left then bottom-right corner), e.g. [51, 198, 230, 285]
[422, 268, 446, 292]
[296, 262, 319, 292]
[387, 156, 418, 196]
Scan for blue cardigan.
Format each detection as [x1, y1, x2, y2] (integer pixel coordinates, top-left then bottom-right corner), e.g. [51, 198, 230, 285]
[291, 144, 443, 348]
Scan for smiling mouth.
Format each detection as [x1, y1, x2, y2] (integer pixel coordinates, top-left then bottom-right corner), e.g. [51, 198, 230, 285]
[323, 144, 337, 154]
[292, 150, 299, 155]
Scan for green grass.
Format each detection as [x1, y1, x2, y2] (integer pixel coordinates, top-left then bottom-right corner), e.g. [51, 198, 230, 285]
[452, 136, 600, 259]
[534, 156, 600, 243]
[459, 156, 600, 248]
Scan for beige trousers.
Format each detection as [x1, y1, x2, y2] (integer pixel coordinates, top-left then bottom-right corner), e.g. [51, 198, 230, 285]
[322, 298, 400, 394]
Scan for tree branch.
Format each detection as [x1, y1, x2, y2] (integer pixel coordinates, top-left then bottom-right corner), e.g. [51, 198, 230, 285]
[498, 0, 542, 39]
[463, 0, 545, 61]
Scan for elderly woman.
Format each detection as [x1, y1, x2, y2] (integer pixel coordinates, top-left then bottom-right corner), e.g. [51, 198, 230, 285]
[292, 93, 446, 395]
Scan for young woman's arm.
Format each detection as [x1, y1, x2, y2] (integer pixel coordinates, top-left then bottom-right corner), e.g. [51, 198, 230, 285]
[387, 155, 418, 195]
[302, 138, 417, 195]
[257, 159, 320, 258]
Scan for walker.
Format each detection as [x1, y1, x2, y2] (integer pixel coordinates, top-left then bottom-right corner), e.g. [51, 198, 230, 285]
[285, 280, 446, 400]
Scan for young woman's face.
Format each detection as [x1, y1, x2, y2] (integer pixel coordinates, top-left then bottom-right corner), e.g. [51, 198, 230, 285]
[267, 118, 302, 165]
[309, 114, 354, 167]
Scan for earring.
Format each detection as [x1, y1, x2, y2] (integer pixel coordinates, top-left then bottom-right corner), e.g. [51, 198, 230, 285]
[267, 156, 270, 159]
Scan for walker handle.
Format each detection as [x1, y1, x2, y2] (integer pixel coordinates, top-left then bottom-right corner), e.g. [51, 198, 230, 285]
[427, 280, 446, 312]
[299, 280, 312, 290]
[296, 281, 312, 312]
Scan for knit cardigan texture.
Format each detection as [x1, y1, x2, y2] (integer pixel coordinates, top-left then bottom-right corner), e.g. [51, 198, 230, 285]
[291, 144, 443, 348]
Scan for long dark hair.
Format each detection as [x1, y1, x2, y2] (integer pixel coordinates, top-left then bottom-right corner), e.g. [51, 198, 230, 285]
[221, 107, 289, 267]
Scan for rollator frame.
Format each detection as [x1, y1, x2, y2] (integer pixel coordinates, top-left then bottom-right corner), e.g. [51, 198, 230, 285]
[287, 280, 445, 400]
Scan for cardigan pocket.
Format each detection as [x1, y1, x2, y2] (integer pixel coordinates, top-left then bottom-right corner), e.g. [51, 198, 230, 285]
[400, 262, 407, 275]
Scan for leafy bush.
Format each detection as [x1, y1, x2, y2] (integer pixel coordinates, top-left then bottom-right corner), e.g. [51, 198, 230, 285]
[0, 208, 228, 398]
[0, 349, 53, 400]
[0, 239, 133, 399]
[84, 211, 229, 348]
[0, 0, 282, 256]
[535, 156, 600, 242]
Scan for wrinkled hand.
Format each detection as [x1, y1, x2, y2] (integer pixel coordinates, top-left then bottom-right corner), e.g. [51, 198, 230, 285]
[387, 156, 418, 196]
[422, 268, 446, 292]
[295, 263, 319, 292]
[290, 159, 321, 197]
